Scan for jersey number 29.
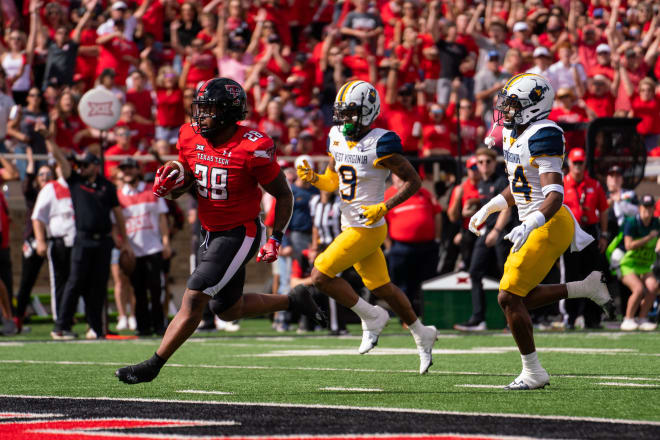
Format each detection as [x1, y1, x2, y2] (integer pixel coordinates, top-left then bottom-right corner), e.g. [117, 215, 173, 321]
[195, 164, 228, 200]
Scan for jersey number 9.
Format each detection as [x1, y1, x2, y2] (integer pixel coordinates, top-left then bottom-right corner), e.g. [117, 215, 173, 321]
[338, 165, 357, 201]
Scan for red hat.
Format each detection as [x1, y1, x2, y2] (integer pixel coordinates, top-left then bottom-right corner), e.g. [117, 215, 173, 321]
[466, 156, 478, 169]
[568, 148, 586, 162]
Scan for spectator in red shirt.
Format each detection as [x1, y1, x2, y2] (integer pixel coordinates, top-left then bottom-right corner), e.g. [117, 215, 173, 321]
[548, 87, 589, 150]
[383, 81, 425, 158]
[257, 99, 289, 151]
[51, 91, 86, 153]
[179, 38, 217, 90]
[582, 74, 616, 119]
[381, 0, 403, 50]
[95, 19, 139, 87]
[196, 12, 218, 51]
[508, 21, 536, 63]
[421, 104, 455, 157]
[588, 44, 615, 80]
[104, 125, 137, 178]
[447, 93, 484, 155]
[115, 103, 154, 152]
[125, 70, 153, 121]
[629, 77, 660, 151]
[617, 47, 649, 115]
[385, 173, 442, 315]
[537, 14, 570, 54]
[154, 66, 184, 146]
[394, 26, 422, 86]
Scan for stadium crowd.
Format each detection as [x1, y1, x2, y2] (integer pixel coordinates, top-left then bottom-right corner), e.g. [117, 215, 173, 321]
[0, 0, 660, 337]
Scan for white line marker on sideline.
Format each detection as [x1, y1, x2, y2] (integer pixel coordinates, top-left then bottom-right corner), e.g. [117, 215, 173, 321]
[3, 394, 660, 427]
[176, 389, 234, 395]
[455, 384, 503, 389]
[320, 387, 383, 392]
[598, 382, 660, 388]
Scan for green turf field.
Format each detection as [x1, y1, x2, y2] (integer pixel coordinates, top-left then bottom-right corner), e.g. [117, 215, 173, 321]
[2, 319, 659, 423]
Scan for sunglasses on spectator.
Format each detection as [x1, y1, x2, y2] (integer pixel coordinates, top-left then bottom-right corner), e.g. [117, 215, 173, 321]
[9, 36, 21, 41]
[478, 159, 492, 164]
[572, 161, 584, 165]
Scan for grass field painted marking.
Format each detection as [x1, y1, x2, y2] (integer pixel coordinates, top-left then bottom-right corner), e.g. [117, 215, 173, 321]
[248, 347, 638, 357]
[455, 385, 504, 389]
[598, 382, 660, 388]
[176, 389, 235, 395]
[3, 394, 660, 427]
[320, 387, 383, 392]
[3, 359, 660, 382]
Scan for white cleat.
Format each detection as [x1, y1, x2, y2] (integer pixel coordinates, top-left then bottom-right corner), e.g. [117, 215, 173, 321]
[620, 318, 638, 331]
[358, 306, 389, 354]
[414, 325, 438, 374]
[504, 369, 550, 390]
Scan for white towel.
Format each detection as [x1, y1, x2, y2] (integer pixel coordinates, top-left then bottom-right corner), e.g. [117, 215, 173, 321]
[563, 205, 594, 252]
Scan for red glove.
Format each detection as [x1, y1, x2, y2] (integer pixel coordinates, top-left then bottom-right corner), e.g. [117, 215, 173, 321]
[153, 163, 184, 198]
[256, 236, 281, 263]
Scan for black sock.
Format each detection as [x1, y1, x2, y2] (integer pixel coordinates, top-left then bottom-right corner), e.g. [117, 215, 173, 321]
[148, 353, 166, 369]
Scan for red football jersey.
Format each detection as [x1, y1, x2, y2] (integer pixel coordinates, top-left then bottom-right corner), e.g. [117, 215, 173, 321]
[177, 124, 280, 232]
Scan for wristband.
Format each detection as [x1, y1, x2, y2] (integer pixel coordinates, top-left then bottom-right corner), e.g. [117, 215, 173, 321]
[270, 231, 283, 242]
[542, 184, 564, 197]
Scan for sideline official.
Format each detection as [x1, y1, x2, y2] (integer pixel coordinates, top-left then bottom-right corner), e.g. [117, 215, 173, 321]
[42, 126, 132, 340]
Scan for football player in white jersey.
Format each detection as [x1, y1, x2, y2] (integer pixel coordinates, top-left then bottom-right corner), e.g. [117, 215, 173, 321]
[470, 73, 613, 389]
[296, 80, 438, 374]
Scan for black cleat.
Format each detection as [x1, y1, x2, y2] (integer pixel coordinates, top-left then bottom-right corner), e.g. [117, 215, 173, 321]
[115, 359, 162, 384]
[288, 287, 328, 328]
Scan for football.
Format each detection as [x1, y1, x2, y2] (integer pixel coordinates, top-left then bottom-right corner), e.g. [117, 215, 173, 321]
[162, 160, 195, 200]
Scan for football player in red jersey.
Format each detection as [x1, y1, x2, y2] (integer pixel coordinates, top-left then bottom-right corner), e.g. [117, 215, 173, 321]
[116, 78, 327, 384]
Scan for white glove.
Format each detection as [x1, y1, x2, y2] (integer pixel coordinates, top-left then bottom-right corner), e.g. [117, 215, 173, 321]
[468, 194, 508, 236]
[504, 211, 546, 253]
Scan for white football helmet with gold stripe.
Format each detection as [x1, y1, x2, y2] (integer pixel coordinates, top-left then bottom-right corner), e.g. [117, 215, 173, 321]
[495, 73, 554, 129]
[333, 80, 380, 139]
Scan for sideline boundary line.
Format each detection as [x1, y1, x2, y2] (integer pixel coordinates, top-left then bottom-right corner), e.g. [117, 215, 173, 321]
[2, 394, 660, 427]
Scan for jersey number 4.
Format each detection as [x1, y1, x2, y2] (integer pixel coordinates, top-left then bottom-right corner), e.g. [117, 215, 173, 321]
[195, 164, 227, 200]
[512, 165, 532, 202]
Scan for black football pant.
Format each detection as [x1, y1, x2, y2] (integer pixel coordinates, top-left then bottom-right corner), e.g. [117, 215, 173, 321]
[387, 240, 439, 316]
[15, 246, 45, 319]
[468, 230, 509, 322]
[0, 248, 13, 306]
[563, 225, 607, 328]
[130, 252, 164, 334]
[54, 237, 112, 336]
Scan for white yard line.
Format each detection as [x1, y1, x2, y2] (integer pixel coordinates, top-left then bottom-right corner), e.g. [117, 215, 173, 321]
[455, 384, 504, 389]
[319, 387, 383, 392]
[598, 382, 660, 388]
[2, 394, 660, 427]
[176, 390, 234, 395]
[2, 359, 660, 382]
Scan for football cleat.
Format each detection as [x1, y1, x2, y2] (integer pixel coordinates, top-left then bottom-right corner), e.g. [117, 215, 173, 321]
[414, 325, 438, 375]
[504, 369, 550, 390]
[287, 287, 328, 328]
[115, 359, 162, 385]
[358, 305, 389, 354]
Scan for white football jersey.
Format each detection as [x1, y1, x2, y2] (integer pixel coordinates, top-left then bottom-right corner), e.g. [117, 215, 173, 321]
[502, 119, 565, 220]
[327, 126, 402, 228]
